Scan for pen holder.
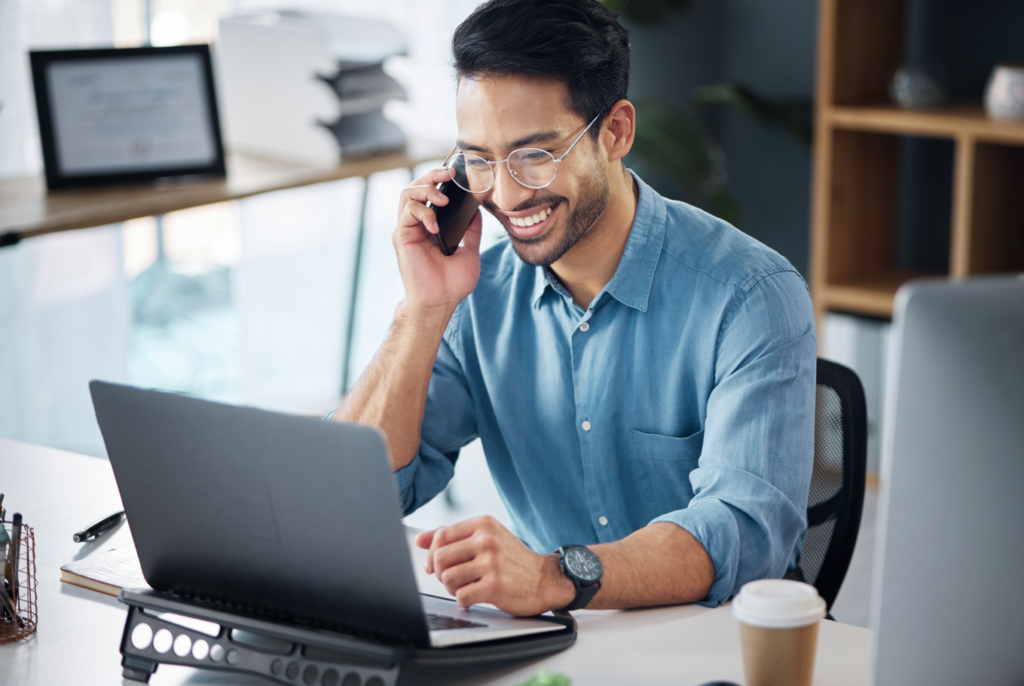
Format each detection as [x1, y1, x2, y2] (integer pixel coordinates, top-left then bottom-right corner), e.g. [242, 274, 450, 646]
[1, 520, 38, 643]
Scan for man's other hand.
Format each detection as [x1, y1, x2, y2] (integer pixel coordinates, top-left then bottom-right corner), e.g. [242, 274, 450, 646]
[414, 516, 576, 616]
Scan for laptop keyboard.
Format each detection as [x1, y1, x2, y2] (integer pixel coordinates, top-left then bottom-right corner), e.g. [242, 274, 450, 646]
[425, 612, 489, 631]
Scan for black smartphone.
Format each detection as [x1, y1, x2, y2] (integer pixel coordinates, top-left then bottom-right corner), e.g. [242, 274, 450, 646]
[425, 177, 479, 256]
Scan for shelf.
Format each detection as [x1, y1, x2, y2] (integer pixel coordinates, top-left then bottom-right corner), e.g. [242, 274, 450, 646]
[821, 271, 942, 318]
[812, 0, 1024, 333]
[0, 141, 451, 244]
[828, 104, 1024, 145]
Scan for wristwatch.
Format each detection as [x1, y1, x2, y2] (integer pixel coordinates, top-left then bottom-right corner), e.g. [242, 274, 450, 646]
[556, 545, 603, 611]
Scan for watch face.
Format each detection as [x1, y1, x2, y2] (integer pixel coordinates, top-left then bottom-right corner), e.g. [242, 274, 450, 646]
[565, 547, 602, 582]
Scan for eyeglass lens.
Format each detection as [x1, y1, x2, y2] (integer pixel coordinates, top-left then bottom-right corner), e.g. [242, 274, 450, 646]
[448, 149, 557, 193]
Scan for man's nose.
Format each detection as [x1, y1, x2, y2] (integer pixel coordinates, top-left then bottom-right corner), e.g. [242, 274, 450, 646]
[489, 163, 534, 213]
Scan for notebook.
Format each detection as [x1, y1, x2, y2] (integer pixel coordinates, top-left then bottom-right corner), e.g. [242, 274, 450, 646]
[60, 545, 150, 597]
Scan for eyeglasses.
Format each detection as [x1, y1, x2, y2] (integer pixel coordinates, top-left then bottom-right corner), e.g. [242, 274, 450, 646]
[443, 113, 602, 194]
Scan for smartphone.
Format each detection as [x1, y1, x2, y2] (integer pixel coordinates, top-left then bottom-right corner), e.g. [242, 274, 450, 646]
[425, 178, 479, 256]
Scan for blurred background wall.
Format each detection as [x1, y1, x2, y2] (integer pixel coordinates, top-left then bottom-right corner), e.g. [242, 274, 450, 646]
[627, 0, 816, 277]
[0, 0, 823, 457]
[0, 0, 826, 537]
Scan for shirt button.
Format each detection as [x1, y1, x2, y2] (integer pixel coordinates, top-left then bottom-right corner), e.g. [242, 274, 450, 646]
[598, 516, 608, 526]
[579, 322, 590, 332]
[581, 420, 592, 431]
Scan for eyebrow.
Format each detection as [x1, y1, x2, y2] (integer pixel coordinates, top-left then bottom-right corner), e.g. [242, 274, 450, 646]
[456, 129, 564, 154]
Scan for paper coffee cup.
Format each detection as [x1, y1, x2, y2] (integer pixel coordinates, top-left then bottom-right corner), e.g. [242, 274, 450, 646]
[732, 579, 826, 686]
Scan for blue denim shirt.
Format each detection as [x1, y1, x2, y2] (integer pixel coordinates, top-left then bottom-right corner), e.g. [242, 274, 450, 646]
[394, 172, 816, 606]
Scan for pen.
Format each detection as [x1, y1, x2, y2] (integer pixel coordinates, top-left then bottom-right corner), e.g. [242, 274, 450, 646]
[9, 513, 21, 614]
[0, 501, 8, 622]
[73, 510, 125, 543]
[0, 577, 17, 623]
[0, 517, 8, 577]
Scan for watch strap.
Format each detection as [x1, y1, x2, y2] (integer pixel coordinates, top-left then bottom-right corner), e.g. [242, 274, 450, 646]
[560, 578, 601, 612]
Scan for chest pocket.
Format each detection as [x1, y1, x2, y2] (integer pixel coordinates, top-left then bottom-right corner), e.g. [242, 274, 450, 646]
[629, 429, 705, 520]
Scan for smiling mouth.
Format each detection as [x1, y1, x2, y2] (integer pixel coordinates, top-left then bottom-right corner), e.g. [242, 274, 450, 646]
[504, 203, 558, 239]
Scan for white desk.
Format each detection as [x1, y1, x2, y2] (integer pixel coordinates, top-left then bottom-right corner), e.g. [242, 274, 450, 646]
[0, 438, 871, 685]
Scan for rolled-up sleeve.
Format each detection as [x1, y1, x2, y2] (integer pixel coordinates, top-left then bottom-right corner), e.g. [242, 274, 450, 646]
[394, 303, 479, 514]
[650, 270, 817, 606]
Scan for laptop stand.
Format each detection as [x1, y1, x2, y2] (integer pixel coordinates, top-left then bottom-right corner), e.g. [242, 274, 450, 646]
[118, 589, 576, 686]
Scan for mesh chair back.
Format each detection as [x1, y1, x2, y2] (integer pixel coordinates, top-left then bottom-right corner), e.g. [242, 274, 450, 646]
[794, 358, 868, 611]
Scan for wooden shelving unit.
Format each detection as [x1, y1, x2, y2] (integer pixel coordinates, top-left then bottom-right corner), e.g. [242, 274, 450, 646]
[810, 0, 1024, 329]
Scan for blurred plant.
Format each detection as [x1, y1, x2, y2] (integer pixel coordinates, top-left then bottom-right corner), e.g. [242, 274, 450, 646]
[694, 81, 813, 149]
[631, 100, 739, 225]
[516, 668, 572, 686]
[603, 2, 812, 226]
[603, 0, 690, 24]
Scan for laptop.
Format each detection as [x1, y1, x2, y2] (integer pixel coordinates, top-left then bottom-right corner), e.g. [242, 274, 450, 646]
[89, 381, 563, 649]
[871, 275, 1024, 684]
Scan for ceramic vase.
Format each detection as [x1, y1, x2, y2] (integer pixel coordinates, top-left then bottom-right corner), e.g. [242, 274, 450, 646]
[984, 64, 1024, 122]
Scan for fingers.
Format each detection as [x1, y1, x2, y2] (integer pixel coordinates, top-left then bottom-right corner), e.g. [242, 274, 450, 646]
[395, 169, 453, 244]
[425, 516, 496, 574]
[435, 546, 490, 596]
[455, 209, 483, 254]
[393, 173, 450, 245]
[454, 577, 496, 609]
[401, 168, 453, 210]
[415, 529, 438, 550]
[398, 199, 440, 238]
[408, 167, 454, 190]
[433, 534, 489, 582]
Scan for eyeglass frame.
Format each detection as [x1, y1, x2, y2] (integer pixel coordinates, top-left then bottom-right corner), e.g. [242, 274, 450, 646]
[442, 112, 603, 193]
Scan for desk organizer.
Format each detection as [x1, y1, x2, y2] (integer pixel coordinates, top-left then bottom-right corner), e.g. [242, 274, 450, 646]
[0, 520, 37, 643]
[118, 589, 575, 686]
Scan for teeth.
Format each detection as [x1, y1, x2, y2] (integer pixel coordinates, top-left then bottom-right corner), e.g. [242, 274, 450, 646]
[510, 206, 552, 228]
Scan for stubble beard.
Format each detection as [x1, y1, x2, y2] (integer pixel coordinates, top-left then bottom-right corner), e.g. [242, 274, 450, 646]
[505, 165, 611, 268]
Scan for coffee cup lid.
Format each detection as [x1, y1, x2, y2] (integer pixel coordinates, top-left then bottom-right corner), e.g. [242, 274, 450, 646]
[732, 579, 826, 628]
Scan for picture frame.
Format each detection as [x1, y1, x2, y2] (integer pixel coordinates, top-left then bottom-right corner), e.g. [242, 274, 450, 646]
[30, 45, 226, 190]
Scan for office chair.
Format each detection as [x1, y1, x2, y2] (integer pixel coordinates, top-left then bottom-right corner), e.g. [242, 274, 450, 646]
[785, 358, 868, 613]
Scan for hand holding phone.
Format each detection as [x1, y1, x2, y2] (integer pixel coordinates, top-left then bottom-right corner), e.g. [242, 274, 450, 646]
[392, 166, 482, 313]
[425, 168, 480, 256]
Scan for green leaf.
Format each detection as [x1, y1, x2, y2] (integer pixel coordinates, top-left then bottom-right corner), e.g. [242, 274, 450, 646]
[602, 0, 690, 24]
[630, 100, 740, 225]
[694, 81, 813, 149]
[516, 668, 572, 686]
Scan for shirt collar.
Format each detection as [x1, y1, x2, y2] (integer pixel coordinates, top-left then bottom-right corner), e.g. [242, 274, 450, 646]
[603, 172, 666, 312]
[532, 265, 561, 308]
[531, 170, 666, 312]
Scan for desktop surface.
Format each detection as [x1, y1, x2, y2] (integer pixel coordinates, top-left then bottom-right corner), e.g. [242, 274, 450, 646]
[0, 438, 871, 685]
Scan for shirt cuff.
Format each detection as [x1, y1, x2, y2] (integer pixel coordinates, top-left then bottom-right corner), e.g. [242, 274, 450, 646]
[650, 499, 740, 607]
[393, 453, 422, 511]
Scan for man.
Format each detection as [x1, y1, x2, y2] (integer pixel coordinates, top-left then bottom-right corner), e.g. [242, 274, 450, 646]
[334, 0, 816, 616]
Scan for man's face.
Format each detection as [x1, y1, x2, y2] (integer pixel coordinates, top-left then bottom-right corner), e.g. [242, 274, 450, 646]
[455, 75, 610, 267]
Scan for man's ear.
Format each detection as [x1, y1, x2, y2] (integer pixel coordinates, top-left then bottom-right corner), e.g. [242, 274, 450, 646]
[601, 99, 635, 164]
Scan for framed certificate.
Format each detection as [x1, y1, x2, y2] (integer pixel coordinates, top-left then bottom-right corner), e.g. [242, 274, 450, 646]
[30, 45, 226, 189]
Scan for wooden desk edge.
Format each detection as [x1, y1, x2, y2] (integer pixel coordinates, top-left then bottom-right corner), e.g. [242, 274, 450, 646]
[0, 145, 451, 243]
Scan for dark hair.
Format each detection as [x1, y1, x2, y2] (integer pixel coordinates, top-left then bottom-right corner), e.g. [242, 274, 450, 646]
[452, 0, 630, 140]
